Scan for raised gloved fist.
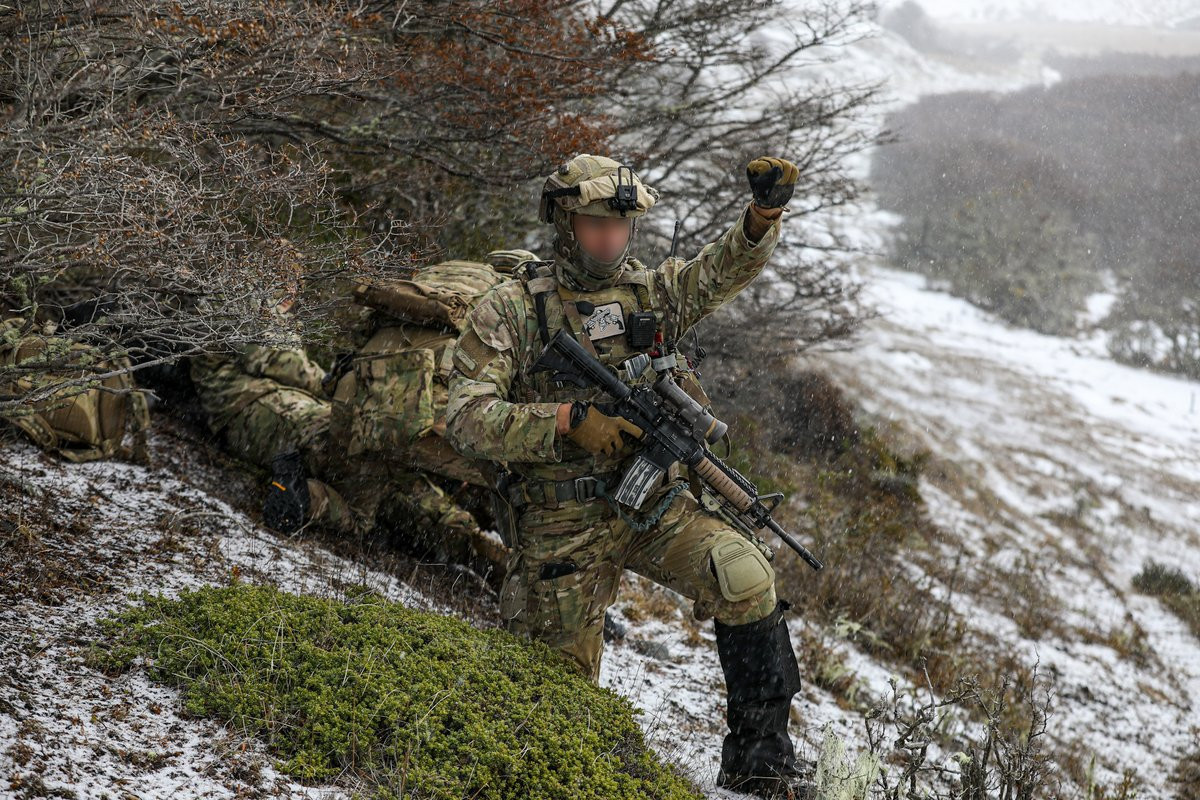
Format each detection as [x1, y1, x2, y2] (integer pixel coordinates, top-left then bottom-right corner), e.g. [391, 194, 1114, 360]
[566, 402, 643, 457]
[746, 156, 798, 209]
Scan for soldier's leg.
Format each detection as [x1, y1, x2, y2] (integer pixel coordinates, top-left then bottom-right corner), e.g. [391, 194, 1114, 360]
[263, 449, 363, 536]
[375, 472, 508, 585]
[621, 486, 777, 626]
[229, 390, 365, 535]
[498, 502, 626, 681]
[223, 387, 332, 473]
[622, 487, 808, 797]
[306, 479, 355, 533]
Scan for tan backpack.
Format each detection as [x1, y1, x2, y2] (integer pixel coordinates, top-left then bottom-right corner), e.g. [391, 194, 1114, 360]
[333, 253, 535, 455]
[350, 258, 517, 334]
[0, 319, 150, 463]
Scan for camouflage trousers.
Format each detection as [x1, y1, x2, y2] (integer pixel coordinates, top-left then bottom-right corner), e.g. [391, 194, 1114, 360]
[499, 481, 778, 681]
[220, 385, 331, 471]
[192, 354, 504, 572]
[210, 384, 357, 534]
[327, 439, 507, 578]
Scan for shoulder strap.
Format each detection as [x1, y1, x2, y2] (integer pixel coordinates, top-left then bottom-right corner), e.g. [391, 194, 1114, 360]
[615, 267, 664, 333]
[520, 262, 556, 347]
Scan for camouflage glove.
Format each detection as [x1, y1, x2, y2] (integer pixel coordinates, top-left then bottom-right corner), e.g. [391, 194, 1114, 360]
[746, 156, 799, 208]
[566, 402, 643, 456]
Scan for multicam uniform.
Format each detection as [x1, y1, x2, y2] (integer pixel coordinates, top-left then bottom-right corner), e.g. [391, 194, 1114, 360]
[444, 154, 811, 797]
[447, 216, 783, 678]
[190, 344, 357, 531]
[205, 253, 538, 578]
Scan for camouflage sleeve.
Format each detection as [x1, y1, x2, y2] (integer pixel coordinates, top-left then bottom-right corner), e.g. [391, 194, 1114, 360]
[444, 286, 563, 463]
[656, 202, 782, 335]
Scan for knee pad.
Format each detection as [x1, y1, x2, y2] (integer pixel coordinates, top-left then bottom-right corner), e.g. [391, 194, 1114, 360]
[709, 537, 774, 603]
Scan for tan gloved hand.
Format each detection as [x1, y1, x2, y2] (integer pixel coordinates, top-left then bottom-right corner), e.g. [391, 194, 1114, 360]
[566, 402, 643, 456]
[746, 156, 799, 209]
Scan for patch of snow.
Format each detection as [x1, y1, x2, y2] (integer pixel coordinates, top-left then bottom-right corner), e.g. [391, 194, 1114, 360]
[813, 262, 1200, 796]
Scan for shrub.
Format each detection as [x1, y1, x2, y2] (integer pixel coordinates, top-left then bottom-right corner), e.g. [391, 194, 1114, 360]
[94, 583, 701, 800]
[1133, 561, 1200, 642]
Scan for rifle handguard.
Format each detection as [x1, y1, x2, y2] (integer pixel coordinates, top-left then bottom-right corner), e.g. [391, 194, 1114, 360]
[694, 456, 753, 512]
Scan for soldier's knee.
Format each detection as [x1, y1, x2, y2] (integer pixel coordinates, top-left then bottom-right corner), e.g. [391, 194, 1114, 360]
[699, 534, 778, 625]
[708, 536, 775, 603]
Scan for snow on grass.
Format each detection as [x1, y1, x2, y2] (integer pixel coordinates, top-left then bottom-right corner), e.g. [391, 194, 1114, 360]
[877, 0, 1200, 29]
[3, 430, 834, 800]
[0, 436, 448, 799]
[814, 262, 1200, 796]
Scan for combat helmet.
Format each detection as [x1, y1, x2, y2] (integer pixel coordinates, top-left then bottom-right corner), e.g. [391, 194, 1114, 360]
[539, 154, 659, 288]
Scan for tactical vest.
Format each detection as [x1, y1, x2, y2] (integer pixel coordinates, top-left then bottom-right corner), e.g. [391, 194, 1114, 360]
[515, 259, 712, 409]
[503, 260, 716, 486]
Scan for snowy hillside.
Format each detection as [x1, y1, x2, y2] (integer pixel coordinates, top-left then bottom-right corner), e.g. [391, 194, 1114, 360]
[0, 428, 467, 799]
[609, 257, 1200, 796]
[878, 0, 1200, 28]
[4, 3, 1199, 799]
[817, 265, 1200, 792]
[6, 264, 1197, 797]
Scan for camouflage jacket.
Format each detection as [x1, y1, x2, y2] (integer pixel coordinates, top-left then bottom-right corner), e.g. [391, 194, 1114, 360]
[445, 204, 781, 484]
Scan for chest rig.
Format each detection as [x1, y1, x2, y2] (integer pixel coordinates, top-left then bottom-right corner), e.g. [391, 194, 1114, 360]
[496, 260, 720, 523]
[515, 261, 694, 406]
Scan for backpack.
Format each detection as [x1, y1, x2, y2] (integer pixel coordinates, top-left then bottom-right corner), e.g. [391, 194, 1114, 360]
[0, 319, 150, 463]
[332, 254, 534, 456]
[350, 259, 514, 334]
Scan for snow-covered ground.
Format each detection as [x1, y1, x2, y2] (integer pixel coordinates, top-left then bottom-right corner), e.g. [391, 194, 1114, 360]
[819, 264, 1200, 791]
[594, 258, 1200, 798]
[878, 0, 1200, 29]
[0, 422, 869, 799]
[5, 2, 1199, 798]
[0, 433, 458, 800]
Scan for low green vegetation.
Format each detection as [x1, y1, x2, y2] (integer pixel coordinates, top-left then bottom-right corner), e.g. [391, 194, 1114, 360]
[92, 583, 702, 800]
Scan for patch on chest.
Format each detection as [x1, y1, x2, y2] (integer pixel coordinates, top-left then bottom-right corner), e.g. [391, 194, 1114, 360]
[581, 301, 626, 341]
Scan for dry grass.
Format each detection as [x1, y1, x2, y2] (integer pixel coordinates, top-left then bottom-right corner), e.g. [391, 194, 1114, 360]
[708, 365, 1065, 742]
[1133, 561, 1200, 643]
[1172, 746, 1200, 800]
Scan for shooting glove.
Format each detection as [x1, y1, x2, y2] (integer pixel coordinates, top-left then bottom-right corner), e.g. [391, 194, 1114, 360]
[746, 156, 798, 209]
[566, 402, 643, 457]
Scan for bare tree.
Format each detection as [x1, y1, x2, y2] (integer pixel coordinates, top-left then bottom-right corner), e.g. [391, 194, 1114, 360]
[590, 0, 884, 366]
[0, 1, 649, 410]
[864, 668, 1054, 800]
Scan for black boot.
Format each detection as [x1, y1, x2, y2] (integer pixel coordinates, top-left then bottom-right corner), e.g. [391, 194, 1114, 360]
[715, 600, 815, 800]
[263, 450, 310, 534]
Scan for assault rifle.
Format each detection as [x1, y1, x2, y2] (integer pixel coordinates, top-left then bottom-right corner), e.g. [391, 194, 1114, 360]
[533, 330, 823, 571]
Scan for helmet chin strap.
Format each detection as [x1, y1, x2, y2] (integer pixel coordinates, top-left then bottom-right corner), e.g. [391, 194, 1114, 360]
[552, 209, 636, 291]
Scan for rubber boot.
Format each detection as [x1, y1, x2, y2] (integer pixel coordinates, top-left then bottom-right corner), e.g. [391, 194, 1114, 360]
[715, 600, 815, 799]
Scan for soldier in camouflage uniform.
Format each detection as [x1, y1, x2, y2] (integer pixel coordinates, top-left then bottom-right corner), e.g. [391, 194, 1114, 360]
[189, 343, 358, 533]
[245, 252, 541, 582]
[317, 251, 546, 580]
[193, 339, 504, 576]
[445, 154, 812, 797]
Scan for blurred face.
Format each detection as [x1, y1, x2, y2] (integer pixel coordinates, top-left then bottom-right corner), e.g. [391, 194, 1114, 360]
[572, 214, 632, 263]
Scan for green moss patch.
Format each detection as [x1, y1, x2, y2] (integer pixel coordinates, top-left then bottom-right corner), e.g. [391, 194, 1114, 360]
[93, 583, 701, 800]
